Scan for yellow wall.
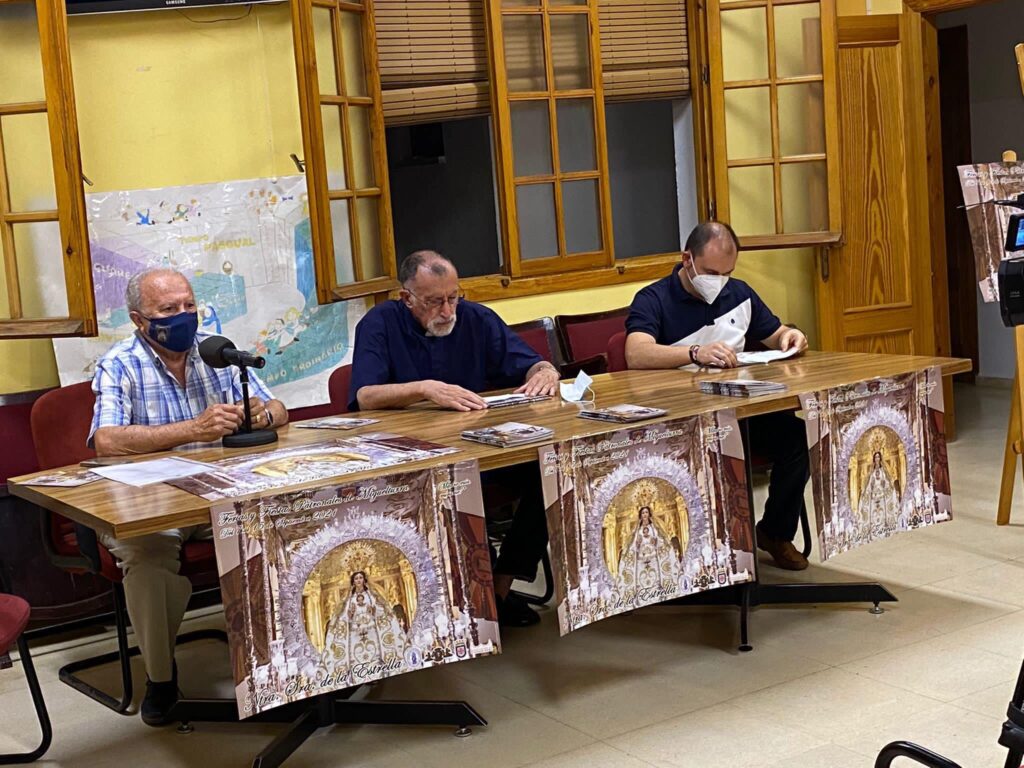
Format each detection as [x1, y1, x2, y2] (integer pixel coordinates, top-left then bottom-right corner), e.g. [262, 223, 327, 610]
[837, 0, 903, 14]
[0, 2, 819, 393]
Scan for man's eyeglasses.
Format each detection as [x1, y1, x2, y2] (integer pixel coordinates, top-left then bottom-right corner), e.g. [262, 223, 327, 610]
[406, 289, 465, 311]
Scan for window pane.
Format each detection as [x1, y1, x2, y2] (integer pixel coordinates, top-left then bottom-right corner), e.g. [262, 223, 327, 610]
[313, 7, 339, 96]
[775, 3, 822, 79]
[321, 105, 349, 189]
[781, 161, 828, 233]
[550, 0, 585, 6]
[356, 197, 384, 278]
[724, 87, 771, 160]
[516, 183, 558, 259]
[503, 0, 539, 6]
[778, 82, 825, 156]
[14, 221, 67, 317]
[0, 3, 45, 104]
[511, 100, 553, 177]
[550, 15, 591, 91]
[721, 8, 768, 82]
[3, 113, 57, 212]
[330, 198, 354, 284]
[340, 11, 368, 98]
[562, 179, 601, 253]
[556, 98, 596, 173]
[504, 16, 547, 92]
[349, 106, 376, 189]
[728, 165, 775, 235]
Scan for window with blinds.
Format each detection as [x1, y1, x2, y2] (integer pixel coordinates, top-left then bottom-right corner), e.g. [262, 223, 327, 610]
[376, 0, 690, 125]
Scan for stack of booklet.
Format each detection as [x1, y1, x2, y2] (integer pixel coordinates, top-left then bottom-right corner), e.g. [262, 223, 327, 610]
[699, 379, 788, 397]
[578, 404, 667, 423]
[461, 422, 554, 448]
[482, 393, 552, 409]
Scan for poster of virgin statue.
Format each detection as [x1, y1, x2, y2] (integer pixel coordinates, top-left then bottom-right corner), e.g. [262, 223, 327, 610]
[539, 411, 755, 636]
[210, 459, 499, 718]
[957, 161, 1024, 302]
[799, 366, 952, 561]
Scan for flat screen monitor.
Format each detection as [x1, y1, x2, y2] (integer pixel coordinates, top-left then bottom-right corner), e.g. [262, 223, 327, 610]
[67, 0, 277, 15]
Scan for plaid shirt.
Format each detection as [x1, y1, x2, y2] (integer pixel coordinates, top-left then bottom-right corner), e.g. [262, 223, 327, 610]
[88, 331, 274, 447]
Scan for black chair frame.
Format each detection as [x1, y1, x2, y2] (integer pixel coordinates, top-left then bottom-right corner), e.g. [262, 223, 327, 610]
[0, 634, 52, 764]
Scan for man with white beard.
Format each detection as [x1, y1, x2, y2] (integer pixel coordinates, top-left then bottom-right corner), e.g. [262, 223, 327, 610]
[348, 250, 560, 626]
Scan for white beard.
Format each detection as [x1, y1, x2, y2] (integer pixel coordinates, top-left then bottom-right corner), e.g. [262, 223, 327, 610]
[426, 312, 457, 337]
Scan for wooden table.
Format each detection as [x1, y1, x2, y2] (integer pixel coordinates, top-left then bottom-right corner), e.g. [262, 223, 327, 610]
[8, 352, 970, 768]
[9, 351, 971, 541]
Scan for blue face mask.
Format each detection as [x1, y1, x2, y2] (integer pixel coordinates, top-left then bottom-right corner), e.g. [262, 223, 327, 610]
[142, 311, 199, 352]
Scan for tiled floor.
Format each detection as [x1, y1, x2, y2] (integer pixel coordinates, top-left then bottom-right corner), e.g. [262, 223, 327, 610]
[4, 383, 1024, 767]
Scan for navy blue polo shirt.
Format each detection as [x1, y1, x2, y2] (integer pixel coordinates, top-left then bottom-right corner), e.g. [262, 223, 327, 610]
[348, 299, 543, 411]
[626, 264, 782, 349]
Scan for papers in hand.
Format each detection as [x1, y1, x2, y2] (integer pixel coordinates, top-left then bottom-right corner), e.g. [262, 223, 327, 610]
[578, 404, 667, 423]
[91, 457, 217, 487]
[699, 379, 788, 398]
[482, 393, 552, 409]
[294, 417, 380, 430]
[735, 348, 799, 365]
[461, 422, 554, 448]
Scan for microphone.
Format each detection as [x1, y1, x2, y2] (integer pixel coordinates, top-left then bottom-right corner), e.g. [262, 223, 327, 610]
[198, 335, 266, 370]
[197, 335, 277, 449]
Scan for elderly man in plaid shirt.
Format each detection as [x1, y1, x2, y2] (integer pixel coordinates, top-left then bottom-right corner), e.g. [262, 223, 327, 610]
[89, 267, 288, 726]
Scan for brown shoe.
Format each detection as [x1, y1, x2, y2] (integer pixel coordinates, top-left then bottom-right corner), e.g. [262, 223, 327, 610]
[755, 522, 809, 571]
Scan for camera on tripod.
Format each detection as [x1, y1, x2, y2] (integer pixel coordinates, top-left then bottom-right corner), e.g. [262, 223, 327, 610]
[998, 193, 1024, 327]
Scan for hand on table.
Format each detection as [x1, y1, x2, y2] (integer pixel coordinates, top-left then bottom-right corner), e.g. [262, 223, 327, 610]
[695, 342, 739, 369]
[237, 396, 272, 428]
[779, 327, 808, 354]
[192, 403, 244, 442]
[515, 365, 560, 397]
[421, 380, 487, 412]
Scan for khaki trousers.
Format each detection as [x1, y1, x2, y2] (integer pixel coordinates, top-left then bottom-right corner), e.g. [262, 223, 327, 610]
[100, 524, 212, 683]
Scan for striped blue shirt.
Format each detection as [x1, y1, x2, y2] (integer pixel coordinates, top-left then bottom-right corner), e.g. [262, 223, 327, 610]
[88, 331, 274, 447]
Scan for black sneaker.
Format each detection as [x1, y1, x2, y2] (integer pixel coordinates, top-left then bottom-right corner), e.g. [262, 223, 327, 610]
[496, 593, 541, 627]
[141, 666, 179, 727]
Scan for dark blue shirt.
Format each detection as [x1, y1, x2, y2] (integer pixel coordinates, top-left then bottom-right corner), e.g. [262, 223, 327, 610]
[626, 264, 782, 348]
[348, 299, 543, 411]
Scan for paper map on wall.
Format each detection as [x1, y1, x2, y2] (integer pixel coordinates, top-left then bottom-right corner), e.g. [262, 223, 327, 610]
[52, 175, 365, 408]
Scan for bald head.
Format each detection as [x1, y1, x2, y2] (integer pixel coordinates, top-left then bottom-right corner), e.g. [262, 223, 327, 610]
[397, 250, 461, 336]
[398, 250, 457, 287]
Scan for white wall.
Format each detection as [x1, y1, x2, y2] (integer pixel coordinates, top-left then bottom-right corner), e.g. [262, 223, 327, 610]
[938, 0, 1024, 379]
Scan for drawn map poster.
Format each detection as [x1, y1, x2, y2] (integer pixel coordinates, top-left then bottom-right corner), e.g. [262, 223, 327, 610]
[957, 162, 1024, 302]
[212, 459, 500, 718]
[539, 412, 755, 636]
[52, 175, 364, 408]
[799, 367, 952, 561]
[168, 435, 459, 500]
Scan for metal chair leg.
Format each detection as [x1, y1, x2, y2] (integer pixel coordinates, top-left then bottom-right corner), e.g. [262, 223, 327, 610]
[514, 550, 555, 607]
[873, 741, 962, 768]
[799, 504, 813, 559]
[0, 636, 52, 764]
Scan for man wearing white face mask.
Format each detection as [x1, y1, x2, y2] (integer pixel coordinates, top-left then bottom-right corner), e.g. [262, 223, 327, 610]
[624, 222, 811, 570]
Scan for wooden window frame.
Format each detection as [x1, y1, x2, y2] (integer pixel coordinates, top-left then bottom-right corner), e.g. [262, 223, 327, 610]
[0, 0, 94, 339]
[705, 0, 842, 248]
[485, 0, 616, 279]
[292, 0, 398, 304]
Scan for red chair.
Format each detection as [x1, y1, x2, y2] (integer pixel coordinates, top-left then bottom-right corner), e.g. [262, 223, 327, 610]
[0, 593, 51, 764]
[324, 364, 353, 414]
[606, 331, 627, 373]
[509, 318, 565, 368]
[30, 382, 224, 715]
[554, 308, 628, 370]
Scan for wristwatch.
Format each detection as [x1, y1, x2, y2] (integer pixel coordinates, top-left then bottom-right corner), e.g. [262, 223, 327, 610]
[689, 344, 701, 365]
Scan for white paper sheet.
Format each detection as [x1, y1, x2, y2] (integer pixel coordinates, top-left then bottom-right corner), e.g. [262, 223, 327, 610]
[91, 457, 217, 487]
[735, 348, 799, 365]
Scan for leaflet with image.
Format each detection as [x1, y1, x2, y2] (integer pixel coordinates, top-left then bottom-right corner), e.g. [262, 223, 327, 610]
[167, 435, 458, 500]
[294, 417, 380, 430]
[211, 460, 500, 718]
[799, 366, 952, 561]
[20, 468, 101, 487]
[460, 422, 554, 448]
[577, 404, 667, 423]
[540, 411, 755, 635]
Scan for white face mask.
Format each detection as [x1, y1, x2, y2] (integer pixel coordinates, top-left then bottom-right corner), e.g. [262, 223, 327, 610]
[686, 260, 729, 304]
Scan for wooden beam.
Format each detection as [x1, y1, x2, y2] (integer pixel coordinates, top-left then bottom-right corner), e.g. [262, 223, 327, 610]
[905, 0, 1001, 13]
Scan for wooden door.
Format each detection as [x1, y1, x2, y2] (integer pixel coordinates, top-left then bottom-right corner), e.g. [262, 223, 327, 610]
[816, 10, 938, 357]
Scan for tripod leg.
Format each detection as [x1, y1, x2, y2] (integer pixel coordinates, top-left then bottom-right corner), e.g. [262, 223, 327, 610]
[999, 370, 1022, 526]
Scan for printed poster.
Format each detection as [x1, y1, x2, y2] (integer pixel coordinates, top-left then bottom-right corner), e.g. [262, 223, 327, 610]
[53, 175, 365, 408]
[957, 161, 1024, 302]
[799, 367, 952, 561]
[169, 435, 458, 500]
[211, 460, 500, 718]
[540, 412, 755, 636]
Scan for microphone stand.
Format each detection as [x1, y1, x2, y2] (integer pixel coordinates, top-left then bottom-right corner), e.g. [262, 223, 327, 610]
[223, 363, 278, 448]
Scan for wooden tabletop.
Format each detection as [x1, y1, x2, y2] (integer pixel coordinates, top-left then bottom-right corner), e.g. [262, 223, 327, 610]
[9, 351, 971, 540]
